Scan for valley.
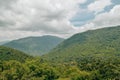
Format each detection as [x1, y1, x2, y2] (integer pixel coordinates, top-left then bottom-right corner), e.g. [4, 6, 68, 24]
[0, 26, 120, 80]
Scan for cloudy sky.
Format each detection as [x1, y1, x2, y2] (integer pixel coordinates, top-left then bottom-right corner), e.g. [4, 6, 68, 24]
[0, 0, 120, 41]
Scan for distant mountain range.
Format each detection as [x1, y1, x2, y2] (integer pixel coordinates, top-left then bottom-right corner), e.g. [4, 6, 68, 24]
[0, 41, 9, 45]
[3, 35, 64, 56]
[1, 26, 120, 80]
[44, 26, 120, 62]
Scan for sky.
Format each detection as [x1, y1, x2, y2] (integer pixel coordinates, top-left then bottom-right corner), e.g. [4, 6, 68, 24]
[0, 0, 120, 41]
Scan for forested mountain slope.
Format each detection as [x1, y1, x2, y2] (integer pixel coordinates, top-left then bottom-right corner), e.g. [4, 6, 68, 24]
[44, 26, 120, 62]
[0, 46, 32, 62]
[3, 35, 64, 56]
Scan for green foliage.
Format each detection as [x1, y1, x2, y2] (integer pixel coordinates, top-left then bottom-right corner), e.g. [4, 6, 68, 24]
[0, 46, 32, 62]
[76, 56, 120, 79]
[0, 59, 60, 80]
[1, 57, 119, 80]
[3, 35, 64, 56]
[42, 26, 120, 80]
[44, 26, 120, 62]
[0, 26, 120, 80]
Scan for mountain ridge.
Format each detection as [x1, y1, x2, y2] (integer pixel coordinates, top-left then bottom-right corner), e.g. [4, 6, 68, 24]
[43, 26, 120, 62]
[3, 35, 64, 56]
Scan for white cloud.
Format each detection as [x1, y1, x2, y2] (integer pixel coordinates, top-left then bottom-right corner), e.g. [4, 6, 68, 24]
[0, 0, 87, 41]
[1, 0, 120, 41]
[0, 30, 74, 41]
[78, 5, 120, 32]
[0, 30, 40, 41]
[93, 5, 120, 27]
[88, 0, 112, 14]
[0, 0, 86, 32]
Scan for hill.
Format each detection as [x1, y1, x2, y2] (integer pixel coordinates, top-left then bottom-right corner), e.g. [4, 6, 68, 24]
[44, 26, 120, 62]
[3, 35, 64, 56]
[0, 41, 9, 45]
[0, 46, 31, 62]
[0, 26, 120, 80]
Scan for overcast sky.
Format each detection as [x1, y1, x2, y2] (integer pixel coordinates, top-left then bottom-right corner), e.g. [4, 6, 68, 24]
[0, 0, 120, 41]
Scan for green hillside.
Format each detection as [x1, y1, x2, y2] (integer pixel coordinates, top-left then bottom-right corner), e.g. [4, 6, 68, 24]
[0, 46, 32, 62]
[41, 26, 120, 79]
[44, 26, 120, 62]
[3, 35, 64, 56]
[0, 26, 120, 80]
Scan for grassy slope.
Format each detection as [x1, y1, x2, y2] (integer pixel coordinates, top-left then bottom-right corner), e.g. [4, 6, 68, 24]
[44, 26, 120, 62]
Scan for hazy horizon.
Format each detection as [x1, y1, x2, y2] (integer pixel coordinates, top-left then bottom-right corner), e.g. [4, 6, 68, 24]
[0, 0, 120, 41]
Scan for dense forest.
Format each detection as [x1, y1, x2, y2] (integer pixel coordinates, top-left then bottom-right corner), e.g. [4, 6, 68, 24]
[0, 54, 120, 80]
[0, 26, 120, 80]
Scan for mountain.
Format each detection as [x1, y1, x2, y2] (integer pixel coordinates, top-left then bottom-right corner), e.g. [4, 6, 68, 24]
[44, 26, 120, 62]
[1, 27, 120, 80]
[0, 41, 9, 45]
[3, 35, 64, 56]
[0, 46, 32, 62]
